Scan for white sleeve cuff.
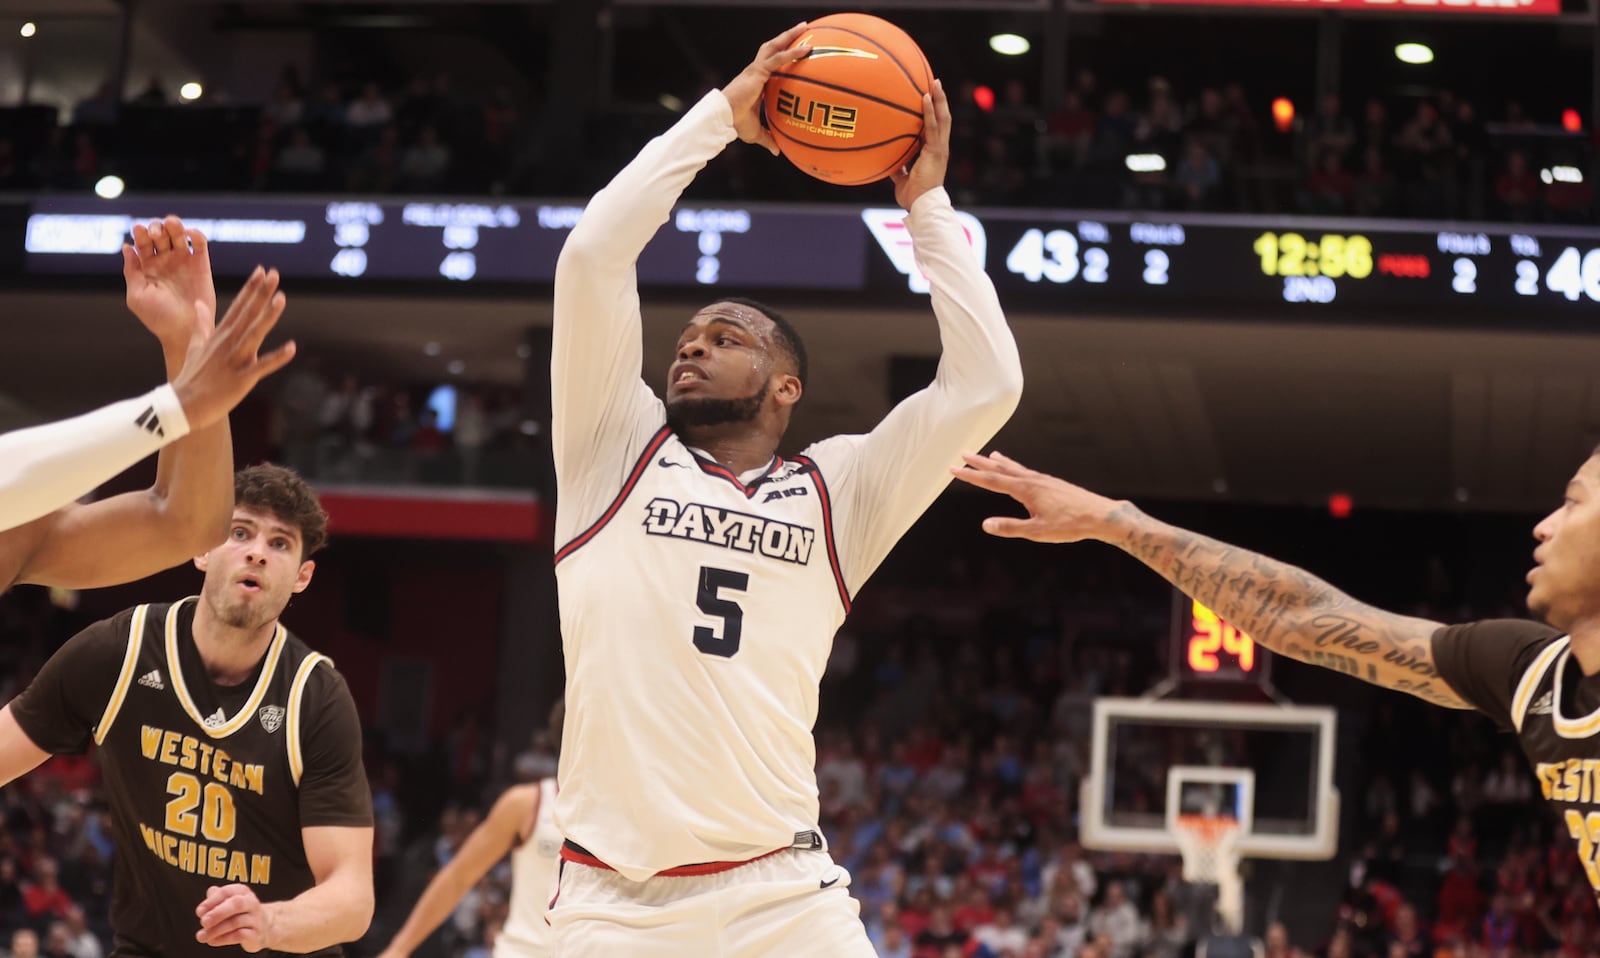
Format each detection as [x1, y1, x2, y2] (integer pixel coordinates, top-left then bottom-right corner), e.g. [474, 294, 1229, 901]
[0, 384, 193, 533]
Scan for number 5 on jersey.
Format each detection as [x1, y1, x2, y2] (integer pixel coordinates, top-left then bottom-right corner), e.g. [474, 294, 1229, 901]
[694, 566, 748, 658]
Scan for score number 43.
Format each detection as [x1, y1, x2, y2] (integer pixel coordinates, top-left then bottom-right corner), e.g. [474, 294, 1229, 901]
[1005, 229, 1172, 286]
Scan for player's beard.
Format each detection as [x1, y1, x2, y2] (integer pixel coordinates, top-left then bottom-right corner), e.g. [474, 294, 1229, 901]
[666, 381, 769, 434]
[207, 587, 277, 632]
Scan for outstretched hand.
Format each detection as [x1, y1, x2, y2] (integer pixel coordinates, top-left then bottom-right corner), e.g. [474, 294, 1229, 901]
[891, 79, 952, 210]
[123, 215, 217, 350]
[722, 21, 812, 156]
[950, 451, 1123, 544]
[170, 267, 296, 431]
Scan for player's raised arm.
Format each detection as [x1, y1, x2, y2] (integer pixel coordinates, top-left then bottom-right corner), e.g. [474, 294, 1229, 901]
[824, 80, 1024, 589]
[0, 223, 290, 550]
[952, 452, 1471, 710]
[13, 252, 293, 590]
[549, 22, 811, 492]
[376, 785, 538, 958]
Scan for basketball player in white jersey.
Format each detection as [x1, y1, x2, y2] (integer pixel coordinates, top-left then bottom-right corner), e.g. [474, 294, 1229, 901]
[952, 447, 1600, 898]
[548, 21, 1022, 957]
[0, 215, 295, 586]
[375, 778, 561, 958]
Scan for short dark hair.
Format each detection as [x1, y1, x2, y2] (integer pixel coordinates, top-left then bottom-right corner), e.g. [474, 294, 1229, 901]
[716, 296, 808, 388]
[235, 464, 328, 557]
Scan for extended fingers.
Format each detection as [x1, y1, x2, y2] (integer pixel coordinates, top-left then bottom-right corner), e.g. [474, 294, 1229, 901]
[949, 465, 1020, 494]
[931, 78, 952, 128]
[150, 219, 174, 254]
[185, 227, 210, 261]
[131, 222, 156, 260]
[252, 339, 297, 380]
[760, 21, 810, 61]
[923, 80, 951, 152]
[162, 215, 188, 254]
[218, 267, 271, 331]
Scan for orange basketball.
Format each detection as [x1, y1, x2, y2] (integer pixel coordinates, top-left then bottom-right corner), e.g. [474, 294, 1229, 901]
[761, 13, 932, 186]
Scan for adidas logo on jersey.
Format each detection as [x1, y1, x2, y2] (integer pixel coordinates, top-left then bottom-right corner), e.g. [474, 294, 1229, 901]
[202, 708, 227, 730]
[1530, 691, 1555, 716]
[137, 670, 164, 690]
[642, 497, 815, 565]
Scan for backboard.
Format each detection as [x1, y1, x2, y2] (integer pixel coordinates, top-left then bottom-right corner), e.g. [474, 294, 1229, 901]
[1081, 697, 1340, 860]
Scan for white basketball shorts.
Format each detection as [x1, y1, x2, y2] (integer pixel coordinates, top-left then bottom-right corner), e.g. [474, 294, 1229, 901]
[547, 847, 876, 957]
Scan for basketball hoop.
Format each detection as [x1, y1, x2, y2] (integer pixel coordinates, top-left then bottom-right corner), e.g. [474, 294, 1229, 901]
[1173, 814, 1245, 933]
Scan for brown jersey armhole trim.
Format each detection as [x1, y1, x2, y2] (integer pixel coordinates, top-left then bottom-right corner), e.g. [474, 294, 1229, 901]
[1512, 637, 1569, 732]
[93, 604, 149, 745]
[286, 653, 331, 786]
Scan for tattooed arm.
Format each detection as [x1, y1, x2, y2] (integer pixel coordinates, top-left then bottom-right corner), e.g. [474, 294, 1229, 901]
[951, 452, 1470, 710]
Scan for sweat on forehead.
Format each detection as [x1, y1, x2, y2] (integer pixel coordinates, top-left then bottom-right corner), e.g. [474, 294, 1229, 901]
[687, 303, 772, 332]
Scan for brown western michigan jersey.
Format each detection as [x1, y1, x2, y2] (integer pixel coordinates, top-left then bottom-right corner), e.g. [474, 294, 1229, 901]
[9, 599, 372, 958]
[1433, 618, 1600, 896]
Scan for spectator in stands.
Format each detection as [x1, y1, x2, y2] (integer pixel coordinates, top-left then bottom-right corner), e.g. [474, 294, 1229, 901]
[1393, 100, 1455, 215]
[1090, 881, 1141, 958]
[400, 125, 452, 192]
[1047, 90, 1095, 172]
[1434, 859, 1485, 945]
[274, 127, 327, 188]
[41, 923, 69, 958]
[454, 391, 490, 485]
[1482, 750, 1534, 807]
[1495, 150, 1542, 221]
[973, 905, 1027, 956]
[915, 904, 969, 957]
[1481, 893, 1518, 951]
[1360, 98, 1390, 162]
[1353, 144, 1398, 217]
[22, 858, 72, 925]
[1145, 890, 1190, 958]
[347, 81, 394, 130]
[1174, 137, 1221, 210]
[59, 906, 98, 958]
[71, 83, 117, 127]
[1303, 93, 1355, 168]
[10, 929, 39, 958]
[875, 922, 914, 958]
[131, 75, 167, 106]
[263, 79, 305, 129]
[1387, 903, 1429, 958]
[1543, 149, 1595, 222]
[1302, 149, 1355, 214]
[1185, 88, 1231, 165]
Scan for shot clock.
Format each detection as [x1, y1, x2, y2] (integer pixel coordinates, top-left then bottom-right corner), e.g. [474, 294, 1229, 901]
[1170, 590, 1269, 686]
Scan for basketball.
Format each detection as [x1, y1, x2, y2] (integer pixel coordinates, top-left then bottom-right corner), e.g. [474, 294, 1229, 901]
[761, 13, 932, 186]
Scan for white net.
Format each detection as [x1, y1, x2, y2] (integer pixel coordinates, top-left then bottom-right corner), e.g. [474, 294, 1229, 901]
[1173, 815, 1244, 933]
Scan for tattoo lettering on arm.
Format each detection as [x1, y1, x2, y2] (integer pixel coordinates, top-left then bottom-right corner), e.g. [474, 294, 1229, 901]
[1111, 504, 1470, 710]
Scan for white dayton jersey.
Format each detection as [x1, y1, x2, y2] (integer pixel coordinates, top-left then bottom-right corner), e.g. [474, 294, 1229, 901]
[550, 89, 1022, 882]
[496, 779, 560, 958]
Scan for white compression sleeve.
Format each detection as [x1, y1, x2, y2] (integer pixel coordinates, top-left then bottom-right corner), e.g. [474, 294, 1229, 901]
[0, 384, 191, 532]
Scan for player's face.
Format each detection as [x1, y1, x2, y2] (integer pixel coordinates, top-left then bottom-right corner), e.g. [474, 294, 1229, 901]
[1529, 454, 1600, 630]
[664, 304, 790, 428]
[195, 508, 315, 631]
